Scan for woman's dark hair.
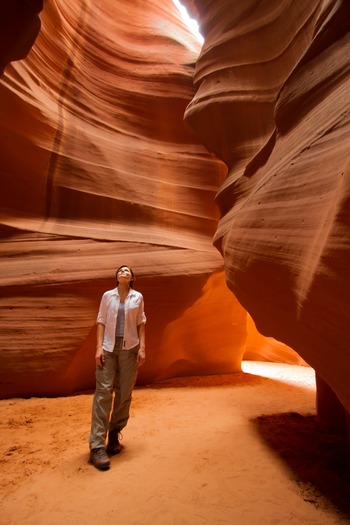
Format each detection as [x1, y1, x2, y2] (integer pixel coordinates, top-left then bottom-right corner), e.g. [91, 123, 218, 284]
[115, 265, 135, 288]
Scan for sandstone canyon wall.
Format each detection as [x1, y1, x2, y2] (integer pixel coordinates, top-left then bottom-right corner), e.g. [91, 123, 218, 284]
[0, 0, 43, 76]
[0, 0, 303, 399]
[184, 0, 350, 422]
[0, 0, 225, 397]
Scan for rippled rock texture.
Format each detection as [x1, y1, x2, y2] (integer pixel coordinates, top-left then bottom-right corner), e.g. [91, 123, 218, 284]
[0, 0, 308, 398]
[185, 0, 350, 421]
[0, 0, 223, 396]
[1, 0, 295, 398]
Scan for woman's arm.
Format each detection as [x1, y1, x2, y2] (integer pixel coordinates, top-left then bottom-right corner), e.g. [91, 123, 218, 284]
[137, 323, 145, 366]
[95, 323, 105, 367]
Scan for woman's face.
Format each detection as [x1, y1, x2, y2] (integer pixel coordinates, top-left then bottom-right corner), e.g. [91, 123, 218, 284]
[117, 266, 133, 286]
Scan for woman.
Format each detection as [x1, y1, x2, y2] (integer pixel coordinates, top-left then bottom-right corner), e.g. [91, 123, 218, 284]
[89, 265, 146, 470]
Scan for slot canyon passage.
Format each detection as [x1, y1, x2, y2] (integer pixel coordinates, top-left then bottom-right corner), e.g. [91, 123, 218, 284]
[1, 0, 350, 523]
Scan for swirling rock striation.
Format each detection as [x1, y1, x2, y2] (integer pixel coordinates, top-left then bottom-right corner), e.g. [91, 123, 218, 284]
[185, 0, 350, 422]
[0, 0, 302, 398]
[0, 0, 245, 397]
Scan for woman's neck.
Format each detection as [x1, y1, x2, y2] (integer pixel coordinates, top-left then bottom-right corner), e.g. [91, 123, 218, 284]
[118, 284, 130, 302]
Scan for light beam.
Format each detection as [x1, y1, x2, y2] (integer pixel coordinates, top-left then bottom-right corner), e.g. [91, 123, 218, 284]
[172, 0, 204, 44]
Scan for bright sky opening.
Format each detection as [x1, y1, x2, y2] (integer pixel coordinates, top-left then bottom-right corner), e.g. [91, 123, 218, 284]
[172, 0, 204, 44]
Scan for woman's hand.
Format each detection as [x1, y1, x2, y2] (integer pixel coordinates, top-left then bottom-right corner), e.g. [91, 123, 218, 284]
[137, 347, 145, 367]
[95, 347, 105, 368]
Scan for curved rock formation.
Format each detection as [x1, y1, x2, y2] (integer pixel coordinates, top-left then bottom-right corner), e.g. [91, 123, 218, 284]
[0, 0, 221, 397]
[0, 0, 43, 75]
[185, 0, 350, 422]
[1, 0, 303, 398]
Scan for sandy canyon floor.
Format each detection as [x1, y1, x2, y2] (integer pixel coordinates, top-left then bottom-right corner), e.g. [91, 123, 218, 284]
[1, 362, 350, 525]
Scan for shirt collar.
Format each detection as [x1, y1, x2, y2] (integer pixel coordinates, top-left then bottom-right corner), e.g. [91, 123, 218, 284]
[114, 287, 133, 298]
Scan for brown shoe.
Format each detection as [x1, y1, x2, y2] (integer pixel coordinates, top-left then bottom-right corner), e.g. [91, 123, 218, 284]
[89, 447, 111, 470]
[107, 429, 123, 456]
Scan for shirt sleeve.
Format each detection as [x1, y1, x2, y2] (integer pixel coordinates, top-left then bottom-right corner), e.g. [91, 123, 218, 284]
[137, 295, 146, 325]
[96, 292, 108, 325]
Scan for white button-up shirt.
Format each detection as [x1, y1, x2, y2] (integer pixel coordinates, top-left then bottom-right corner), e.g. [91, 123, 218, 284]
[97, 287, 146, 351]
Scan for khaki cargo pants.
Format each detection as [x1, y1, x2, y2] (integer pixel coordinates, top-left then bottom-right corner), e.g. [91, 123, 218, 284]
[89, 337, 139, 450]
